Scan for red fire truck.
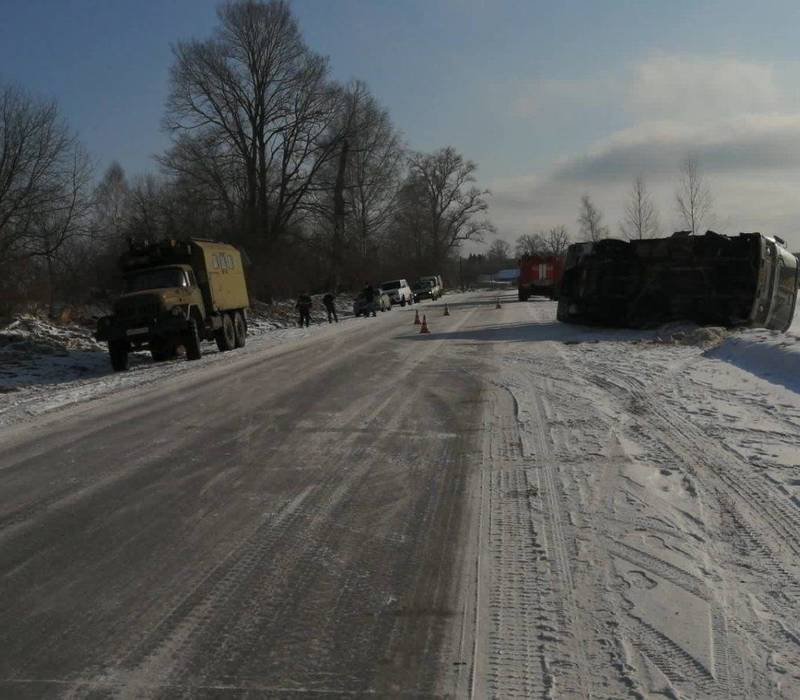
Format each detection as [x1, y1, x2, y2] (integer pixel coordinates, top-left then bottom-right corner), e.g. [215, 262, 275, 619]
[518, 255, 565, 301]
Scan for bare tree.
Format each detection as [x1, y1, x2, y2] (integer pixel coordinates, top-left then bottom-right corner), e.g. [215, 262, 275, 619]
[515, 232, 546, 257]
[544, 225, 570, 256]
[158, 131, 245, 233]
[620, 176, 659, 240]
[577, 194, 609, 242]
[309, 80, 405, 286]
[92, 162, 130, 249]
[515, 227, 570, 258]
[343, 83, 404, 261]
[486, 239, 511, 267]
[0, 82, 93, 312]
[675, 155, 713, 234]
[399, 146, 495, 269]
[0, 83, 90, 260]
[163, 0, 341, 250]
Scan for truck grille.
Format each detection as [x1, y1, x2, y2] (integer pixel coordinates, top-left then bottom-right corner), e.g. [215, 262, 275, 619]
[115, 297, 161, 326]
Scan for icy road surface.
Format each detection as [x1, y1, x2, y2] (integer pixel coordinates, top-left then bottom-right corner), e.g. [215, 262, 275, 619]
[0, 292, 799, 698]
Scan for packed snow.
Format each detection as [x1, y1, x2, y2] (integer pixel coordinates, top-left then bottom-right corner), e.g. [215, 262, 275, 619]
[467, 296, 800, 698]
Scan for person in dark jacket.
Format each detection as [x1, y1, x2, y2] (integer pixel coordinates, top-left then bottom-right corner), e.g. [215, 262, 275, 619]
[296, 293, 313, 328]
[322, 292, 338, 323]
[363, 283, 377, 317]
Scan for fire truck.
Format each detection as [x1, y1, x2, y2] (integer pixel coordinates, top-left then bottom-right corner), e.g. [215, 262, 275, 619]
[518, 255, 565, 301]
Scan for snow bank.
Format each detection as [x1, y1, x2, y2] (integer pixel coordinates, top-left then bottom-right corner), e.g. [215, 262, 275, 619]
[0, 293, 361, 426]
[704, 306, 800, 393]
[652, 322, 728, 348]
[0, 315, 109, 394]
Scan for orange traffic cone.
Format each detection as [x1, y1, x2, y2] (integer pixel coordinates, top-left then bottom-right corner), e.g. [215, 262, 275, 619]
[413, 309, 421, 325]
[495, 296, 502, 309]
[419, 314, 430, 334]
[443, 303, 450, 316]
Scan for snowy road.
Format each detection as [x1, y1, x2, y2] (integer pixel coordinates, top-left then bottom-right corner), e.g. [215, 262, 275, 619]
[1, 292, 799, 698]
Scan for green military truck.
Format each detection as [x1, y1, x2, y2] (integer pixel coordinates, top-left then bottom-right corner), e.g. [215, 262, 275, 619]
[96, 238, 250, 371]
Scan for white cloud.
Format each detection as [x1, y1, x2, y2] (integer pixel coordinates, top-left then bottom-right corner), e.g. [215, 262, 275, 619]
[487, 54, 800, 251]
[627, 54, 782, 122]
[553, 114, 800, 184]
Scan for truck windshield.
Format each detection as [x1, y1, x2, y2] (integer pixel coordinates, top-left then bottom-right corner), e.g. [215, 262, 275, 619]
[125, 268, 187, 292]
[381, 281, 401, 290]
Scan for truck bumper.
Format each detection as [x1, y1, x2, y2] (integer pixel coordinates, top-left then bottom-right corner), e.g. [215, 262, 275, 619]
[519, 283, 556, 300]
[96, 315, 191, 345]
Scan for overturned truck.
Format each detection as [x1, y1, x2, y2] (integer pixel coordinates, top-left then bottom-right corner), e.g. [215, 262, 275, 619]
[557, 231, 798, 331]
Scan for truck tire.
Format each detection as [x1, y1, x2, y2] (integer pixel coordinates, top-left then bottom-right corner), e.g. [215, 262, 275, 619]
[109, 339, 129, 372]
[233, 311, 246, 348]
[183, 319, 202, 361]
[215, 313, 236, 352]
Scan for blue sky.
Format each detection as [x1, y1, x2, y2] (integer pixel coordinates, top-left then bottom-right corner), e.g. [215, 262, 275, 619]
[3, 0, 800, 249]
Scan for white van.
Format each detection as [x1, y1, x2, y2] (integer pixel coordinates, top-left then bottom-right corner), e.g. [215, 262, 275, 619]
[379, 279, 414, 306]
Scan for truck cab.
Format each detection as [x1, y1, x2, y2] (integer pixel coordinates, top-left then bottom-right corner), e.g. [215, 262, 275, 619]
[749, 236, 798, 331]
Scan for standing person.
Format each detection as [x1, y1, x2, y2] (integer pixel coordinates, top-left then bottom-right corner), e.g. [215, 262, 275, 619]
[296, 292, 313, 328]
[363, 283, 377, 317]
[322, 292, 338, 323]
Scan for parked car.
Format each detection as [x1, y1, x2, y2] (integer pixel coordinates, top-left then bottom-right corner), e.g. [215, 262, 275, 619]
[416, 276, 442, 300]
[379, 279, 414, 306]
[412, 279, 436, 302]
[353, 290, 391, 316]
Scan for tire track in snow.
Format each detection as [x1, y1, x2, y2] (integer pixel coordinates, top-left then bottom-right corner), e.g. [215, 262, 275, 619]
[580, 358, 798, 694]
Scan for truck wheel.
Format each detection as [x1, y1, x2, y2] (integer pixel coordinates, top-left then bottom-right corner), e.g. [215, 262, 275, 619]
[183, 320, 202, 361]
[109, 339, 129, 372]
[233, 311, 246, 348]
[215, 313, 236, 352]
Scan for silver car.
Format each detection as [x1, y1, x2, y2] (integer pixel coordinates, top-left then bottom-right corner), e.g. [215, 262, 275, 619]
[353, 290, 391, 316]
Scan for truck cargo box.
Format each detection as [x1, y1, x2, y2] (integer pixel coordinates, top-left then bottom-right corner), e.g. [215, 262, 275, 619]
[191, 240, 250, 313]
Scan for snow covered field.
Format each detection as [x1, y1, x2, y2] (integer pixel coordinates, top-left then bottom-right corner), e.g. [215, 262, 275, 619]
[471, 298, 800, 698]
